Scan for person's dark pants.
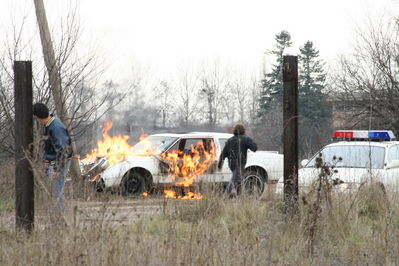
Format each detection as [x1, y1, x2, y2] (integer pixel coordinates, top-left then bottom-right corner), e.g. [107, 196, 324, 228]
[225, 168, 243, 195]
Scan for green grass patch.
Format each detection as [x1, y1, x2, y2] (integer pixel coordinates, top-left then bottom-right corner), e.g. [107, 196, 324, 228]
[0, 189, 14, 211]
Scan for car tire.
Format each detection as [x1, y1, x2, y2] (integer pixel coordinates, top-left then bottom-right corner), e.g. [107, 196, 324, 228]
[242, 170, 266, 197]
[95, 178, 105, 193]
[121, 171, 147, 196]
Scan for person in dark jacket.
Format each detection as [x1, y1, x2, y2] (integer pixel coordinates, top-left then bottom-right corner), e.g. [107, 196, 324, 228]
[217, 124, 257, 196]
[33, 103, 72, 209]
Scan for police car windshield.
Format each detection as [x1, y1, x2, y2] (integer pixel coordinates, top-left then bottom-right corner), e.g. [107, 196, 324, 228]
[306, 145, 385, 169]
[132, 136, 178, 155]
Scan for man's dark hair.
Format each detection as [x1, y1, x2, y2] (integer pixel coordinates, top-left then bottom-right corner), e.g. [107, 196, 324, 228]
[233, 124, 245, 135]
[33, 103, 49, 119]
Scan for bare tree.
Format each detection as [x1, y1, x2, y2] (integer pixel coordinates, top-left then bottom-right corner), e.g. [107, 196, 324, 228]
[248, 74, 261, 125]
[175, 65, 200, 126]
[333, 17, 399, 133]
[0, 12, 33, 157]
[0, 66, 14, 156]
[34, 0, 83, 178]
[200, 60, 230, 125]
[0, 1, 128, 175]
[229, 73, 252, 123]
[154, 80, 173, 128]
[218, 85, 236, 123]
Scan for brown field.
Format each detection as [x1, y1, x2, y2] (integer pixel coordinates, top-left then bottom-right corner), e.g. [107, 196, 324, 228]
[2, 162, 399, 265]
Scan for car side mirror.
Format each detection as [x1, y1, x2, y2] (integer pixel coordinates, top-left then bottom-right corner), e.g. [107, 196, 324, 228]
[387, 160, 399, 169]
[301, 159, 309, 167]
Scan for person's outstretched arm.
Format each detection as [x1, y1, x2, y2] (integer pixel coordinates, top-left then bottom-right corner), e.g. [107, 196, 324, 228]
[247, 137, 258, 152]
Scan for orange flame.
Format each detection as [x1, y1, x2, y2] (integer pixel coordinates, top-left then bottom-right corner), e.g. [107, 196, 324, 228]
[181, 191, 203, 199]
[163, 190, 177, 198]
[161, 141, 216, 187]
[82, 122, 213, 200]
[163, 190, 203, 200]
[81, 121, 156, 166]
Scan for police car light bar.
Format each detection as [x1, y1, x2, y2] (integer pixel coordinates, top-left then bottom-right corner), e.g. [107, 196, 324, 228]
[333, 130, 396, 141]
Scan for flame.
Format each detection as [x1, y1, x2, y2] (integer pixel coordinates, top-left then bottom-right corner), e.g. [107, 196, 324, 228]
[163, 190, 177, 198]
[161, 141, 216, 187]
[163, 189, 203, 200]
[81, 122, 214, 200]
[90, 174, 100, 182]
[81, 121, 156, 166]
[181, 191, 203, 200]
[141, 192, 148, 197]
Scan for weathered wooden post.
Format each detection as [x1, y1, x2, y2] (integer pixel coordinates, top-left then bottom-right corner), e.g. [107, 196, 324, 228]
[14, 61, 34, 232]
[282, 55, 299, 215]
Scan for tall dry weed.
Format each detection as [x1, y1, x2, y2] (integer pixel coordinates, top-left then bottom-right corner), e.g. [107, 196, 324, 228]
[0, 160, 15, 212]
[2, 157, 399, 264]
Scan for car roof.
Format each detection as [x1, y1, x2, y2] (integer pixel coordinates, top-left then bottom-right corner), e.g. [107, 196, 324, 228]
[150, 132, 233, 139]
[326, 141, 399, 148]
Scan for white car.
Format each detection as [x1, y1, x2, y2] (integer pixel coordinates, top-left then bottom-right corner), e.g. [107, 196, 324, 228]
[276, 130, 399, 193]
[92, 132, 283, 195]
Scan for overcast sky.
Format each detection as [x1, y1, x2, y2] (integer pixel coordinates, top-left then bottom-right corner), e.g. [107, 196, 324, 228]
[1, 0, 397, 79]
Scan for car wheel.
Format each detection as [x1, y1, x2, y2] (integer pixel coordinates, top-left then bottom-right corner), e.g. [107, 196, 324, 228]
[121, 171, 147, 196]
[242, 170, 265, 197]
[95, 178, 105, 193]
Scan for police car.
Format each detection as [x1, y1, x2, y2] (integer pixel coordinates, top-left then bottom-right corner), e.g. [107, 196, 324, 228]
[276, 130, 399, 193]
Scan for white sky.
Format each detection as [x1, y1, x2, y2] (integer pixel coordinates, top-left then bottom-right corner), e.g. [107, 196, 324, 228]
[1, 0, 397, 80]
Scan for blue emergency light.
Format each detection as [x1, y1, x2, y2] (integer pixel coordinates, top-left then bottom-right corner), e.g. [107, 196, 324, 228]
[333, 130, 396, 141]
[369, 131, 390, 139]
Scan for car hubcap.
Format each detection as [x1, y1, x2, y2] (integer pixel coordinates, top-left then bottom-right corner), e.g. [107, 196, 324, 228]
[243, 174, 264, 196]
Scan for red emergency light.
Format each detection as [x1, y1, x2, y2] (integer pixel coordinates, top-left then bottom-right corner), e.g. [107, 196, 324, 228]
[333, 131, 353, 139]
[332, 130, 396, 141]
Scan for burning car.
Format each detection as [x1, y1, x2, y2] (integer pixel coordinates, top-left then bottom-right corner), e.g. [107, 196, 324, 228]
[81, 125, 283, 197]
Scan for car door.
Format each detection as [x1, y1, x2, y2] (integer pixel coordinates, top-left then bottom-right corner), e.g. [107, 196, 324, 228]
[383, 144, 399, 190]
[163, 137, 218, 183]
[158, 138, 182, 176]
[182, 138, 217, 177]
[210, 138, 232, 183]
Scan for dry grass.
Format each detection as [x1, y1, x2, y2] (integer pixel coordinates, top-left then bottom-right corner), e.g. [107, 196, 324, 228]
[2, 162, 399, 265]
[0, 161, 14, 212]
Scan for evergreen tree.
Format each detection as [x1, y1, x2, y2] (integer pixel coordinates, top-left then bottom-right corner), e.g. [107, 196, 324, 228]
[259, 30, 292, 117]
[298, 41, 331, 128]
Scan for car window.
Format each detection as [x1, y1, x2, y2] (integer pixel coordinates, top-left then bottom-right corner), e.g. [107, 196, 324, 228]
[219, 138, 228, 151]
[166, 138, 215, 154]
[167, 140, 181, 153]
[182, 138, 214, 154]
[132, 136, 178, 154]
[388, 145, 399, 162]
[306, 145, 386, 169]
[184, 139, 203, 153]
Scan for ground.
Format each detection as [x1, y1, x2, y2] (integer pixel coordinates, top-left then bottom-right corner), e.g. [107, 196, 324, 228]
[67, 197, 171, 226]
[2, 162, 399, 265]
[0, 192, 186, 229]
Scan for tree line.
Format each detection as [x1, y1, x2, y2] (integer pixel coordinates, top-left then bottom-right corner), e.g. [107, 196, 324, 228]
[1, 2, 399, 173]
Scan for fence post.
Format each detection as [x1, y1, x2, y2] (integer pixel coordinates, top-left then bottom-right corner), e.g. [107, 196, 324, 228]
[283, 55, 299, 215]
[14, 61, 34, 232]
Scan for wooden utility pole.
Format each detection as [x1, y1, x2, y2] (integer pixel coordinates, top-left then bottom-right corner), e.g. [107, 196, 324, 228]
[14, 61, 34, 232]
[33, 0, 82, 181]
[283, 55, 299, 214]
